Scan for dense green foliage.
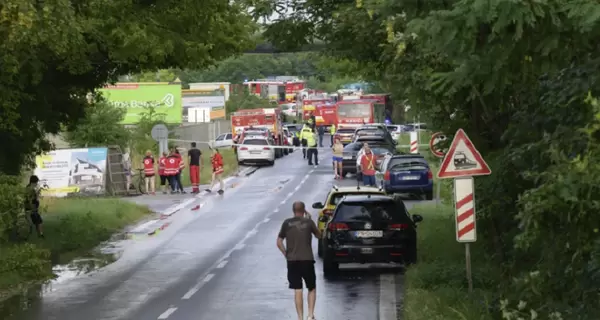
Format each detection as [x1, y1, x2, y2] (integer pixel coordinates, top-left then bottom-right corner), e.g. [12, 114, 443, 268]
[64, 100, 131, 151]
[0, 0, 255, 175]
[254, 0, 600, 317]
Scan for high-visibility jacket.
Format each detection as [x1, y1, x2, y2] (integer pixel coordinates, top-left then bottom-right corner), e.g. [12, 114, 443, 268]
[212, 153, 224, 174]
[307, 118, 314, 126]
[143, 156, 155, 176]
[300, 128, 312, 141]
[360, 152, 376, 176]
[306, 132, 317, 147]
[175, 153, 184, 170]
[158, 156, 167, 176]
[330, 124, 336, 134]
[164, 155, 180, 176]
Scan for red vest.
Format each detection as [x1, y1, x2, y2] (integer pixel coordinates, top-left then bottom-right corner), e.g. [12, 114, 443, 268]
[164, 155, 180, 176]
[212, 153, 224, 174]
[158, 156, 167, 175]
[143, 156, 155, 176]
[360, 153, 376, 176]
[175, 153, 184, 169]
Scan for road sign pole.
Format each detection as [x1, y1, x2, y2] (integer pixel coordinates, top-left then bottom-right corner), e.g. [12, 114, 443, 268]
[436, 159, 442, 205]
[465, 243, 473, 293]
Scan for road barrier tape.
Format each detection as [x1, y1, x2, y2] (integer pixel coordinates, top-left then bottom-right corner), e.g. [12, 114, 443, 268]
[167, 138, 429, 151]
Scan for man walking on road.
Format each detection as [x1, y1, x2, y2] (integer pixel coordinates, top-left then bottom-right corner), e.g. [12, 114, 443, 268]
[277, 201, 322, 320]
[317, 125, 324, 148]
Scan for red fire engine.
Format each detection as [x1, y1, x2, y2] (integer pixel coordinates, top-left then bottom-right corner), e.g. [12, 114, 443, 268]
[336, 99, 386, 127]
[230, 108, 288, 157]
[243, 79, 305, 104]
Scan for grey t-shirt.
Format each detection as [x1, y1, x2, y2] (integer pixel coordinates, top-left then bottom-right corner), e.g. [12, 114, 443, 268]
[278, 216, 319, 261]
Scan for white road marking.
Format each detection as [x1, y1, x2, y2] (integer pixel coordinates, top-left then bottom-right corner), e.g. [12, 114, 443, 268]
[181, 273, 216, 300]
[130, 219, 159, 233]
[246, 229, 257, 237]
[216, 260, 228, 268]
[379, 274, 397, 320]
[273, 208, 279, 213]
[286, 192, 293, 198]
[157, 307, 178, 319]
[294, 186, 300, 192]
[263, 218, 270, 223]
[234, 243, 246, 250]
[280, 200, 286, 205]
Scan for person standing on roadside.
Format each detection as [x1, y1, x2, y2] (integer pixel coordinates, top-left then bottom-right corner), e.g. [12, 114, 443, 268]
[332, 137, 344, 179]
[317, 125, 325, 148]
[142, 150, 156, 195]
[174, 148, 186, 194]
[306, 128, 318, 166]
[329, 124, 336, 147]
[165, 149, 180, 194]
[359, 145, 377, 187]
[158, 151, 169, 194]
[188, 142, 202, 194]
[25, 175, 44, 238]
[277, 201, 321, 320]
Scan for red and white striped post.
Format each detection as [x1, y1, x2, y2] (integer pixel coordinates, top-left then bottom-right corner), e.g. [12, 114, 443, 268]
[409, 131, 418, 153]
[454, 177, 476, 292]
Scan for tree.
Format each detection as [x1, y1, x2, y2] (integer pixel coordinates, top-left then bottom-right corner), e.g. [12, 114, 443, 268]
[226, 90, 278, 114]
[64, 100, 131, 150]
[0, 0, 255, 175]
[254, 0, 600, 316]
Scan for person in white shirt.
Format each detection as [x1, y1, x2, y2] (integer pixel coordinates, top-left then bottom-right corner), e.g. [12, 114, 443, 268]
[356, 142, 369, 181]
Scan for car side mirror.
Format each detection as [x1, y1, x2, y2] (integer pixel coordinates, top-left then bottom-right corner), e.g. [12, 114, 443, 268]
[412, 214, 423, 223]
[318, 216, 329, 223]
[312, 202, 324, 209]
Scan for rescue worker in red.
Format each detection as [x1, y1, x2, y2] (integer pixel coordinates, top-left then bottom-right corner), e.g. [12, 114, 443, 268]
[359, 145, 377, 187]
[174, 148, 186, 194]
[158, 151, 169, 194]
[188, 142, 202, 193]
[165, 149, 181, 194]
[142, 150, 156, 195]
[205, 148, 225, 194]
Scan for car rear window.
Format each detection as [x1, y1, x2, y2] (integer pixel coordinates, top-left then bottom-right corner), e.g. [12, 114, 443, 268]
[243, 139, 268, 145]
[387, 126, 398, 131]
[388, 157, 428, 170]
[334, 201, 409, 223]
[371, 147, 393, 155]
[356, 129, 385, 136]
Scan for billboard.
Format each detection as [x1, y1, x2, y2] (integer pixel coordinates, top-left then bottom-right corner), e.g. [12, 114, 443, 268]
[182, 89, 226, 120]
[100, 83, 182, 124]
[34, 148, 108, 197]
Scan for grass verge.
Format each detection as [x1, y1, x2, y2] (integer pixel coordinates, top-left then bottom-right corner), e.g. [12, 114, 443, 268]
[403, 204, 497, 320]
[178, 148, 239, 186]
[0, 197, 150, 299]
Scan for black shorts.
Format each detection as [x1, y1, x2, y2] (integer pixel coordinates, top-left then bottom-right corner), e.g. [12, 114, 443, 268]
[30, 213, 43, 225]
[287, 260, 316, 290]
[160, 175, 167, 185]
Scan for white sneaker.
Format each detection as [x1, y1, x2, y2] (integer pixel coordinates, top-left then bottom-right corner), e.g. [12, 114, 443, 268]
[307, 317, 316, 320]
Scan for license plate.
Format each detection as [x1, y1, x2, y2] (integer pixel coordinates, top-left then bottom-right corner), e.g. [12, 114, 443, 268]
[402, 176, 420, 180]
[81, 176, 92, 181]
[343, 155, 352, 159]
[355, 230, 383, 238]
[250, 151, 261, 154]
[361, 248, 373, 254]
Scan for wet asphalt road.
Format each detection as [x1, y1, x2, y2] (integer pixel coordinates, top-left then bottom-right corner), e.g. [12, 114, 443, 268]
[13, 146, 426, 320]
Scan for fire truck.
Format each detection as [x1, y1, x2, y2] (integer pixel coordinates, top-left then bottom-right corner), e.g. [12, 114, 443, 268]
[302, 102, 338, 128]
[230, 108, 288, 157]
[243, 79, 306, 104]
[336, 99, 386, 127]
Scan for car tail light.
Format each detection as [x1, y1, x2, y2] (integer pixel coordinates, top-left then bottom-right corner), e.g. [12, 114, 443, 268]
[328, 222, 349, 231]
[427, 170, 433, 179]
[384, 171, 390, 181]
[388, 223, 408, 231]
[323, 209, 334, 216]
[240, 147, 248, 150]
[263, 147, 270, 150]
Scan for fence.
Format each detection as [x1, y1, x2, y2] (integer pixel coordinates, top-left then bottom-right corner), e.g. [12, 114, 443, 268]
[172, 120, 231, 150]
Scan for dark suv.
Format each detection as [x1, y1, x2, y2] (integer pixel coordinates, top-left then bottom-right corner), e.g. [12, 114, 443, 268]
[319, 194, 423, 276]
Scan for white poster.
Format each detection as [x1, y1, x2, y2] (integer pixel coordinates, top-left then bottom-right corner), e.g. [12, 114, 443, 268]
[34, 148, 108, 197]
[183, 96, 226, 109]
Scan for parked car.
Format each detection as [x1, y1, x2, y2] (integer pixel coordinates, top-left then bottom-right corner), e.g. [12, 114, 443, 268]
[237, 137, 275, 166]
[312, 185, 386, 257]
[320, 194, 423, 276]
[380, 154, 433, 200]
[354, 126, 397, 146]
[334, 127, 356, 145]
[386, 125, 403, 141]
[214, 133, 233, 148]
[341, 140, 396, 177]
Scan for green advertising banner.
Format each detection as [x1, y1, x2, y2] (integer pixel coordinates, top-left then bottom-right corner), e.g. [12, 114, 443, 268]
[100, 83, 182, 124]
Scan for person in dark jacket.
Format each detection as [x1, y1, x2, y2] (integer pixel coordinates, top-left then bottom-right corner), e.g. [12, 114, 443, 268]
[317, 126, 325, 147]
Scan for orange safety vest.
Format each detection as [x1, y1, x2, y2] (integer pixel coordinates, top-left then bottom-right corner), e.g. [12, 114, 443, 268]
[360, 152, 376, 176]
[143, 156, 155, 176]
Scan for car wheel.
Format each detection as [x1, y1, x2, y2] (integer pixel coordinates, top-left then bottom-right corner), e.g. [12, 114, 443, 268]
[267, 160, 275, 166]
[322, 250, 339, 277]
[283, 148, 289, 156]
[238, 161, 244, 166]
[425, 191, 433, 200]
[405, 241, 418, 265]
[317, 239, 323, 258]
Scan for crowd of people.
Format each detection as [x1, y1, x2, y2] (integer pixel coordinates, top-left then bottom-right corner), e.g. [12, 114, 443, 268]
[139, 142, 225, 195]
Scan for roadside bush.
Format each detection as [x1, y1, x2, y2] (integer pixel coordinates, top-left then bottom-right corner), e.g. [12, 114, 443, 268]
[0, 174, 26, 242]
[404, 204, 496, 320]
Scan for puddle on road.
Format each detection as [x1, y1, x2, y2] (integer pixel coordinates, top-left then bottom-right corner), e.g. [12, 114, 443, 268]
[0, 251, 118, 320]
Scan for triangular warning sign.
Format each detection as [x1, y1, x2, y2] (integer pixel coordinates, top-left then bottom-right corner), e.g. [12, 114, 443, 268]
[437, 129, 491, 179]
